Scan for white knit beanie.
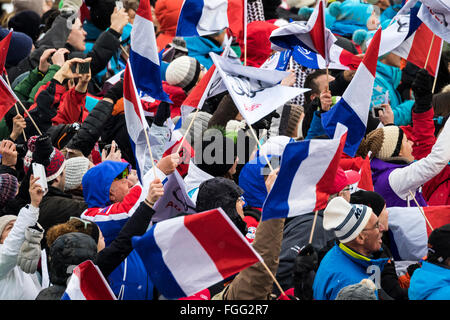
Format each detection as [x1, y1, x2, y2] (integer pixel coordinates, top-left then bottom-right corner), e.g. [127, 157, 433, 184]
[64, 156, 90, 191]
[166, 56, 201, 92]
[0, 215, 17, 238]
[324, 197, 373, 243]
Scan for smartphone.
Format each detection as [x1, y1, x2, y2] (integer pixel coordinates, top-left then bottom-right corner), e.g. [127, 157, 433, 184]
[32, 163, 48, 196]
[116, 1, 124, 10]
[372, 105, 384, 118]
[77, 61, 91, 74]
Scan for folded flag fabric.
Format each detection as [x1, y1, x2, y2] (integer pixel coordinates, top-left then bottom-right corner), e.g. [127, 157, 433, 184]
[269, 0, 336, 64]
[260, 50, 293, 71]
[210, 52, 309, 125]
[132, 208, 262, 299]
[129, 0, 170, 102]
[261, 124, 348, 221]
[0, 31, 11, 74]
[418, 0, 450, 43]
[0, 75, 18, 121]
[387, 205, 450, 261]
[321, 28, 382, 157]
[61, 260, 116, 300]
[176, 0, 229, 37]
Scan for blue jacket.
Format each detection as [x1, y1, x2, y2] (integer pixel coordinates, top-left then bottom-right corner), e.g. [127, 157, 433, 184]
[306, 111, 327, 139]
[372, 61, 415, 126]
[81, 161, 154, 300]
[238, 155, 272, 208]
[313, 243, 389, 300]
[184, 36, 223, 69]
[409, 262, 450, 300]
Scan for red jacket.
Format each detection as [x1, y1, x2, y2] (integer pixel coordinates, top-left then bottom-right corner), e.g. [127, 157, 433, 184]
[401, 108, 450, 206]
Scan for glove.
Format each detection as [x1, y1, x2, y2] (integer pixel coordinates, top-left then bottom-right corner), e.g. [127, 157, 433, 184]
[407, 262, 421, 277]
[17, 223, 44, 274]
[292, 244, 319, 300]
[60, 0, 83, 14]
[411, 68, 434, 113]
[154, 102, 171, 127]
[104, 79, 124, 104]
[252, 111, 280, 130]
[32, 135, 53, 167]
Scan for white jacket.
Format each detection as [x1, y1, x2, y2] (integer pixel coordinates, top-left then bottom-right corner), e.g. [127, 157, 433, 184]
[0, 205, 42, 300]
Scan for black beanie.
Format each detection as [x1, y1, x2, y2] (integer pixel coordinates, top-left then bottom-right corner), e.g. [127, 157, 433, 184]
[350, 190, 386, 216]
[8, 10, 41, 43]
[427, 223, 450, 263]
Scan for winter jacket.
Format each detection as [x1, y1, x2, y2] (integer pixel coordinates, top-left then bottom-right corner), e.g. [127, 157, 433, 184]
[38, 186, 88, 251]
[312, 243, 389, 300]
[81, 161, 166, 300]
[184, 36, 224, 70]
[409, 261, 450, 300]
[276, 211, 335, 293]
[213, 218, 285, 300]
[0, 205, 42, 300]
[370, 118, 450, 207]
[13, 67, 45, 103]
[155, 0, 184, 51]
[372, 61, 415, 126]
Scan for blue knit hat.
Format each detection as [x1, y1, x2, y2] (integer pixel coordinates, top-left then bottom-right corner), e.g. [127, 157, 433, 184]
[329, 0, 377, 37]
[0, 27, 33, 67]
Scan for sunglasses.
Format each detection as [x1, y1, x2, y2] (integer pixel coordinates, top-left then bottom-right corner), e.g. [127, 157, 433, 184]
[69, 216, 92, 230]
[114, 166, 130, 181]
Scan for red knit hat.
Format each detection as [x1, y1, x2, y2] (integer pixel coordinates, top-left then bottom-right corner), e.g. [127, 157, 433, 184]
[45, 148, 66, 182]
[32, 135, 66, 182]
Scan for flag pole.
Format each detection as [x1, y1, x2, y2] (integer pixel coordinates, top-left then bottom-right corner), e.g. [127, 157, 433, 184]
[247, 122, 274, 172]
[308, 210, 319, 244]
[260, 259, 288, 298]
[143, 123, 158, 179]
[243, 0, 248, 66]
[408, 190, 434, 231]
[176, 108, 200, 154]
[424, 34, 436, 71]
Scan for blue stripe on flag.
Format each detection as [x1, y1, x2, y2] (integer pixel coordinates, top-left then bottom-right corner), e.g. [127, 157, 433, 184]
[61, 292, 71, 300]
[128, 135, 143, 184]
[276, 50, 293, 71]
[321, 98, 366, 157]
[261, 140, 311, 221]
[132, 227, 186, 299]
[129, 49, 171, 102]
[176, 0, 204, 37]
[271, 34, 316, 52]
[292, 46, 320, 69]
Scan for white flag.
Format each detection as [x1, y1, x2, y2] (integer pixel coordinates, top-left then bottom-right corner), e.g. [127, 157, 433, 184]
[418, 0, 450, 42]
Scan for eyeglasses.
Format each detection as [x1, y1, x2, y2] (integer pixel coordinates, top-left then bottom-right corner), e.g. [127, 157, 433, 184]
[114, 167, 130, 181]
[362, 221, 380, 232]
[342, 187, 351, 192]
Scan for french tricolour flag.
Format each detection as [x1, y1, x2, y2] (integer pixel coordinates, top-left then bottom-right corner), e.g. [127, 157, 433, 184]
[261, 125, 347, 221]
[321, 28, 382, 157]
[61, 260, 117, 300]
[176, 0, 229, 37]
[132, 208, 262, 299]
[129, 0, 170, 102]
[270, 0, 335, 65]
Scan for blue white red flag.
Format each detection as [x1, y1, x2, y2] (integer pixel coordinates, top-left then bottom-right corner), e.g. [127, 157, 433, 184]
[321, 28, 382, 157]
[61, 260, 116, 300]
[291, 44, 362, 70]
[132, 208, 262, 299]
[261, 124, 348, 221]
[176, 0, 229, 37]
[129, 0, 170, 102]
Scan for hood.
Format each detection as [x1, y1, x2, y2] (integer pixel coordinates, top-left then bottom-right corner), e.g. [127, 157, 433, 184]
[409, 262, 450, 300]
[184, 36, 223, 57]
[239, 21, 278, 67]
[239, 155, 273, 208]
[82, 160, 129, 208]
[376, 61, 402, 89]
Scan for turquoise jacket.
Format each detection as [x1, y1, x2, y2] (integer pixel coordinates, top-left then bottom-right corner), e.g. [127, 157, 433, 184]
[313, 243, 388, 300]
[372, 61, 415, 126]
[184, 36, 223, 70]
[409, 261, 450, 300]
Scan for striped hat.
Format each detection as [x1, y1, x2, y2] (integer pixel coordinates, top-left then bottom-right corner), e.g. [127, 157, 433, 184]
[165, 55, 201, 92]
[358, 125, 405, 161]
[324, 196, 372, 243]
[64, 157, 90, 191]
[0, 174, 19, 207]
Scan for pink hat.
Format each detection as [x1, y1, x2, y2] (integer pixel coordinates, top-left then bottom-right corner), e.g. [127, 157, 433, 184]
[330, 167, 361, 194]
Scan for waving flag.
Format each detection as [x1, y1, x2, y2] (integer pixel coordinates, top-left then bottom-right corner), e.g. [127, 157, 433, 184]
[129, 0, 170, 102]
[211, 52, 309, 125]
[260, 50, 293, 71]
[261, 125, 348, 221]
[132, 208, 262, 299]
[61, 260, 116, 300]
[0, 76, 18, 121]
[0, 31, 11, 74]
[176, 0, 229, 37]
[270, 0, 336, 64]
[321, 28, 382, 157]
[418, 0, 450, 43]
[387, 205, 450, 261]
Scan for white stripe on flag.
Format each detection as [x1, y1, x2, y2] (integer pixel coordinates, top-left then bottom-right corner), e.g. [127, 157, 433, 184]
[131, 14, 160, 65]
[64, 274, 87, 300]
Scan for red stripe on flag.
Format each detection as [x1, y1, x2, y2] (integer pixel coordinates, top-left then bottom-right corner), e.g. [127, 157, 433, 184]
[183, 65, 216, 108]
[184, 209, 260, 279]
[408, 25, 442, 77]
[0, 32, 11, 75]
[0, 76, 17, 121]
[123, 64, 144, 123]
[338, 49, 363, 71]
[362, 27, 381, 77]
[136, 0, 153, 21]
[314, 132, 347, 211]
[423, 206, 450, 237]
[309, 0, 326, 60]
[227, 0, 245, 42]
[76, 261, 115, 300]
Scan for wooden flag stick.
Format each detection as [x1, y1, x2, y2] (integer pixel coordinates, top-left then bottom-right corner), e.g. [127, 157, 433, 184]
[308, 210, 319, 244]
[17, 99, 42, 135]
[176, 108, 199, 154]
[143, 123, 158, 179]
[120, 45, 129, 60]
[260, 259, 287, 298]
[408, 190, 434, 231]
[247, 122, 274, 172]
[432, 72, 439, 94]
[424, 34, 436, 71]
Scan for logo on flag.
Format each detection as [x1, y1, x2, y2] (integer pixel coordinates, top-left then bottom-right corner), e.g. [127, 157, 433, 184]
[132, 208, 262, 299]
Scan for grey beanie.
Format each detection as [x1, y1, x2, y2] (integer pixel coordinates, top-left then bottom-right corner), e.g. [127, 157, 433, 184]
[335, 279, 378, 300]
[0, 215, 17, 238]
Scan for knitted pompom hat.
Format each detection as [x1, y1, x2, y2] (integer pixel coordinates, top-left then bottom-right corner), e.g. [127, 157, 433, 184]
[0, 174, 19, 207]
[357, 126, 405, 161]
[64, 156, 90, 191]
[165, 56, 201, 92]
[32, 135, 66, 182]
